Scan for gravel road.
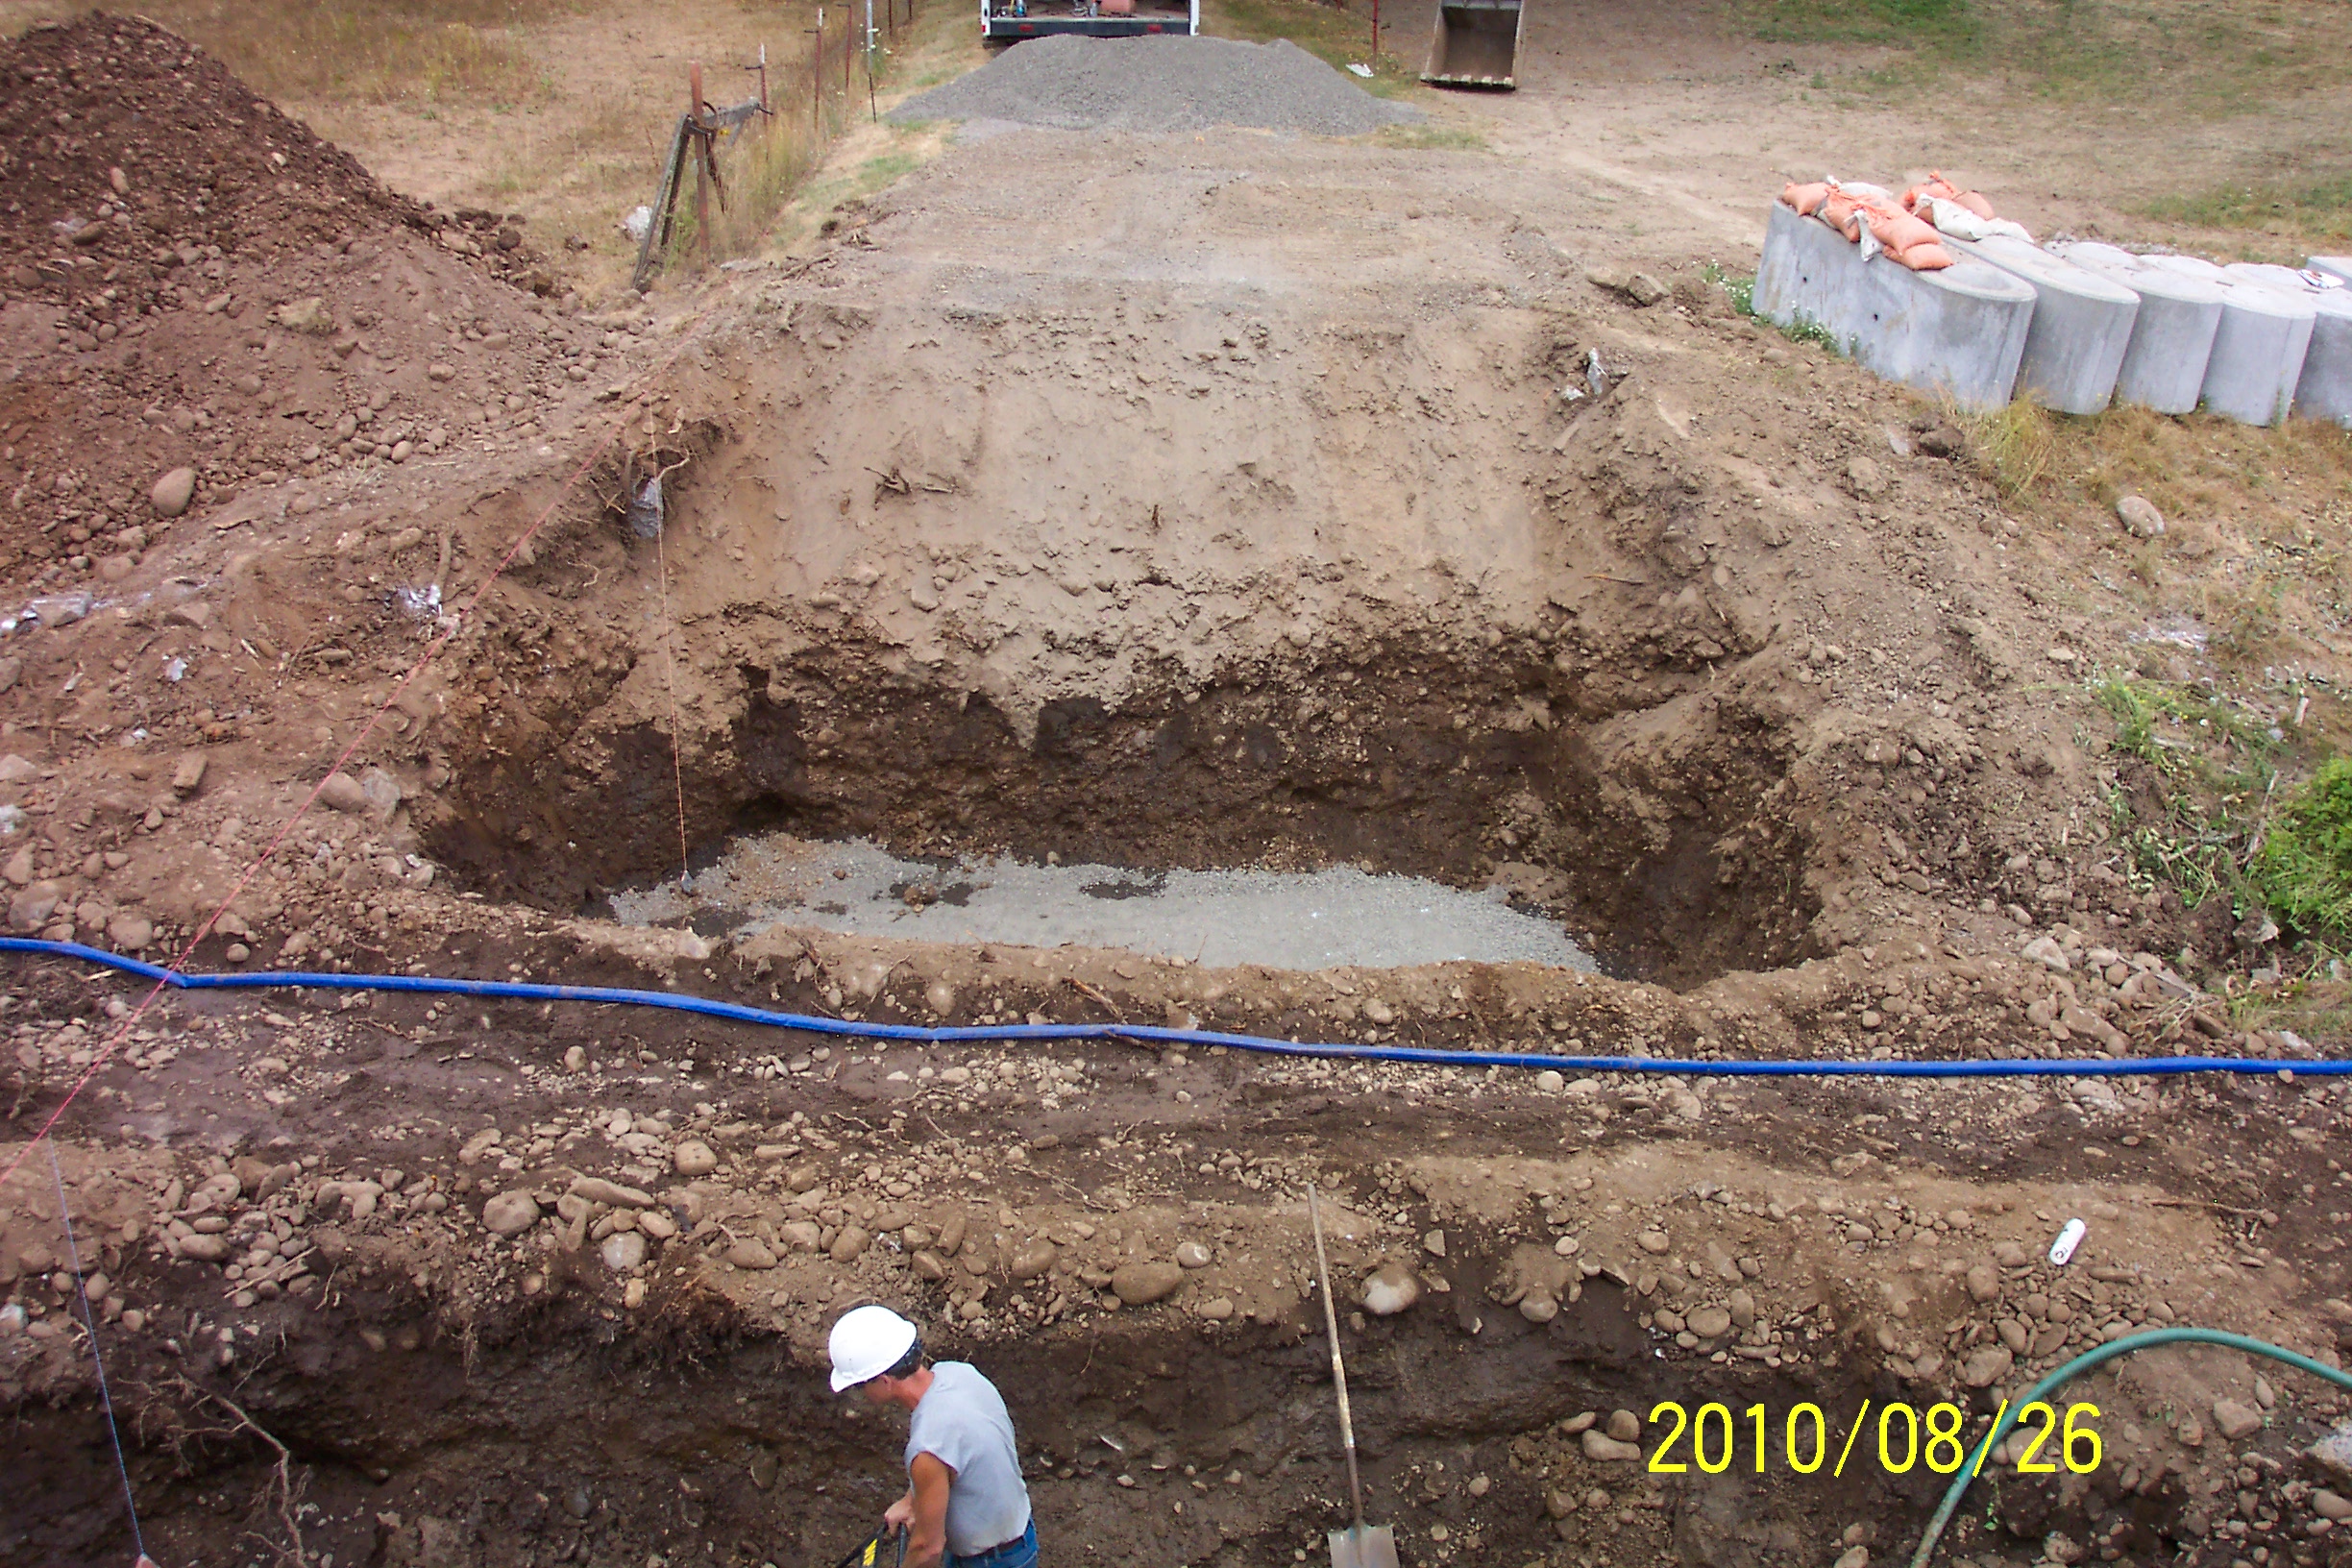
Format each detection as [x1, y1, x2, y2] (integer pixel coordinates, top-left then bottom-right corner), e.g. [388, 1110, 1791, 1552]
[890, 35, 1422, 135]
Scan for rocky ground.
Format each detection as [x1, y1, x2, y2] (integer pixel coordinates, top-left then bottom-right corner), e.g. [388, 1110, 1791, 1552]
[1, 12, 2351, 1568]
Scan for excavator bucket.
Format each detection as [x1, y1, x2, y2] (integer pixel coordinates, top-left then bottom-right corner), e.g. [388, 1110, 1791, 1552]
[1421, 0, 1524, 88]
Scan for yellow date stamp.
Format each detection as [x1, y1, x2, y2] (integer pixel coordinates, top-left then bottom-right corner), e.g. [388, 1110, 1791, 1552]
[1643, 1399, 2103, 1477]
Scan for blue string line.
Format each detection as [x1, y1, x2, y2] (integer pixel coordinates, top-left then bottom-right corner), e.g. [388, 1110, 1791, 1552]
[8, 935, 2346, 1079]
[44, 1140, 149, 1564]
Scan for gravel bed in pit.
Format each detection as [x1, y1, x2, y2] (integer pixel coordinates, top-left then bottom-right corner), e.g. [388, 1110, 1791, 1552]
[888, 36, 1422, 135]
[610, 833, 1600, 970]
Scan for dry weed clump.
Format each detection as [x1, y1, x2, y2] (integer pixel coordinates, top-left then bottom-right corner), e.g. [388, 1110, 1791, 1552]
[659, 86, 832, 275]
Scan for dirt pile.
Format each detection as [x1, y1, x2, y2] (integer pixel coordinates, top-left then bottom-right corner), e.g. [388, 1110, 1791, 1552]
[0, 13, 405, 263]
[0, 14, 597, 583]
[889, 36, 1421, 135]
[0, 14, 554, 287]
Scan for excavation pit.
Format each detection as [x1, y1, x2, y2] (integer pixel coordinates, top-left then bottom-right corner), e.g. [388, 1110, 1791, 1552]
[394, 269, 1853, 991]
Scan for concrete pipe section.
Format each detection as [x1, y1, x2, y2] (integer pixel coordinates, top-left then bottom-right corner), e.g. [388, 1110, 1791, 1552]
[1752, 202, 2033, 411]
[2146, 255, 2315, 427]
[2052, 242, 2225, 416]
[1944, 236, 2139, 414]
[2221, 262, 2352, 428]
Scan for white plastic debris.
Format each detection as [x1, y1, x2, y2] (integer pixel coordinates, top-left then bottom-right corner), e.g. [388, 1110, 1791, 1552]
[2048, 1216, 2087, 1266]
[163, 656, 186, 682]
[1346, 62, 1373, 77]
[1919, 195, 2032, 245]
[26, 592, 92, 627]
[623, 205, 655, 243]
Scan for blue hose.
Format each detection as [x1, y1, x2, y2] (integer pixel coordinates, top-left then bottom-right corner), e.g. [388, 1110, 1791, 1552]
[7, 936, 2345, 1079]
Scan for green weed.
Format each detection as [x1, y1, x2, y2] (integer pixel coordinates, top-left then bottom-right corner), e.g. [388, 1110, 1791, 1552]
[2249, 758, 2352, 943]
[1705, 263, 1847, 355]
[2090, 674, 2352, 941]
[1703, 261, 1754, 315]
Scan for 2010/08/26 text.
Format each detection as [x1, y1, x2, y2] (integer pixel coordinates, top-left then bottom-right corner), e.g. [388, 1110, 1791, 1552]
[1644, 1399, 2101, 1476]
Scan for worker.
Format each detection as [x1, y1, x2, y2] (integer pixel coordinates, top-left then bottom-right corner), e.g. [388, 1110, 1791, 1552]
[829, 1305, 1038, 1568]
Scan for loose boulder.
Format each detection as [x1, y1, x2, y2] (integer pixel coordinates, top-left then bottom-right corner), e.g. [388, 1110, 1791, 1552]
[1112, 1261, 1186, 1307]
[151, 466, 196, 518]
[482, 1190, 541, 1237]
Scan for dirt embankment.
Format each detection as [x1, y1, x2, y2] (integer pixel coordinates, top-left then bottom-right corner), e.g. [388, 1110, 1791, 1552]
[5, 914, 2350, 1566]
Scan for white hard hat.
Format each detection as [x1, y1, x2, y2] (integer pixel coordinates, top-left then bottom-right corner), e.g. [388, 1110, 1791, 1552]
[828, 1305, 919, 1392]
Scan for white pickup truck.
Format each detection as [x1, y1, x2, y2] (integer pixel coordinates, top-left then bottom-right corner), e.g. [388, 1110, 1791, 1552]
[982, 0, 1197, 41]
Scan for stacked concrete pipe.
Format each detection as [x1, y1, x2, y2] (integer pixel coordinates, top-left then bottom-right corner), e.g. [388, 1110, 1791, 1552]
[1755, 197, 2347, 425]
[2144, 255, 2315, 427]
[2053, 242, 2226, 415]
[1942, 235, 2139, 414]
[1752, 201, 2034, 411]
[2221, 262, 2352, 427]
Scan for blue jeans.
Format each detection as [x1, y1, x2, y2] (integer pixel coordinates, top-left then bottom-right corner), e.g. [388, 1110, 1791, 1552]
[946, 1518, 1038, 1568]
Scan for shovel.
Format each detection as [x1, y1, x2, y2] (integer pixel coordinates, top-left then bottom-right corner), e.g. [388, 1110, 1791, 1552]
[829, 1527, 907, 1568]
[1307, 1185, 1401, 1568]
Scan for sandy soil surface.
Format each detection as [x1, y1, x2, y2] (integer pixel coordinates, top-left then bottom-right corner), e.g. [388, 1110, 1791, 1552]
[2, 7, 2351, 1568]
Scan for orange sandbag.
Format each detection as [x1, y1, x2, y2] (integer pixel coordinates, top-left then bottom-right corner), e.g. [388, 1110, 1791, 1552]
[1901, 171, 1996, 221]
[1890, 239, 1954, 271]
[1866, 206, 1942, 257]
[1780, 181, 1831, 216]
[1820, 188, 1869, 233]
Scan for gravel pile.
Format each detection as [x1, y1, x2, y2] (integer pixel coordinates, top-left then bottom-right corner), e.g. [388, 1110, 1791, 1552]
[889, 35, 1421, 135]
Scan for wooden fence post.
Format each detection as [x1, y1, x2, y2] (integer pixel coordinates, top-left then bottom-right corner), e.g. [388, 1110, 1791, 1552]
[689, 61, 711, 263]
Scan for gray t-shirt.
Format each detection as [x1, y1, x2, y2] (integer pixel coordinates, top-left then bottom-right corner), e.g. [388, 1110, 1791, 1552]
[904, 1361, 1032, 1557]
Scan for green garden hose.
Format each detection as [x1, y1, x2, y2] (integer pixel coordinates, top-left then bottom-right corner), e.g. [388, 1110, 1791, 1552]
[1910, 1328, 2352, 1568]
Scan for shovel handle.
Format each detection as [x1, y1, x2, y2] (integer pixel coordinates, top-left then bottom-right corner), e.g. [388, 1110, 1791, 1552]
[1308, 1185, 1367, 1531]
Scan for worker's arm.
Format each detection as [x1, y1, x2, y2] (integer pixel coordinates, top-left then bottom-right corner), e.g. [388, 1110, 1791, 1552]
[884, 1451, 955, 1568]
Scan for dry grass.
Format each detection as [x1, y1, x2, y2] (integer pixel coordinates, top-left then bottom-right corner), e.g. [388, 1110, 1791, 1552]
[1968, 399, 2059, 500]
[654, 0, 958, 278]
[656, 89, 830, 275]
[1981, 401, 2352, 676]
[1761, 0, 2352, 116]
[2140, 166, 2352, 265]
[1205, 0, 1417, 94]
[36, 0, 576, 103]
